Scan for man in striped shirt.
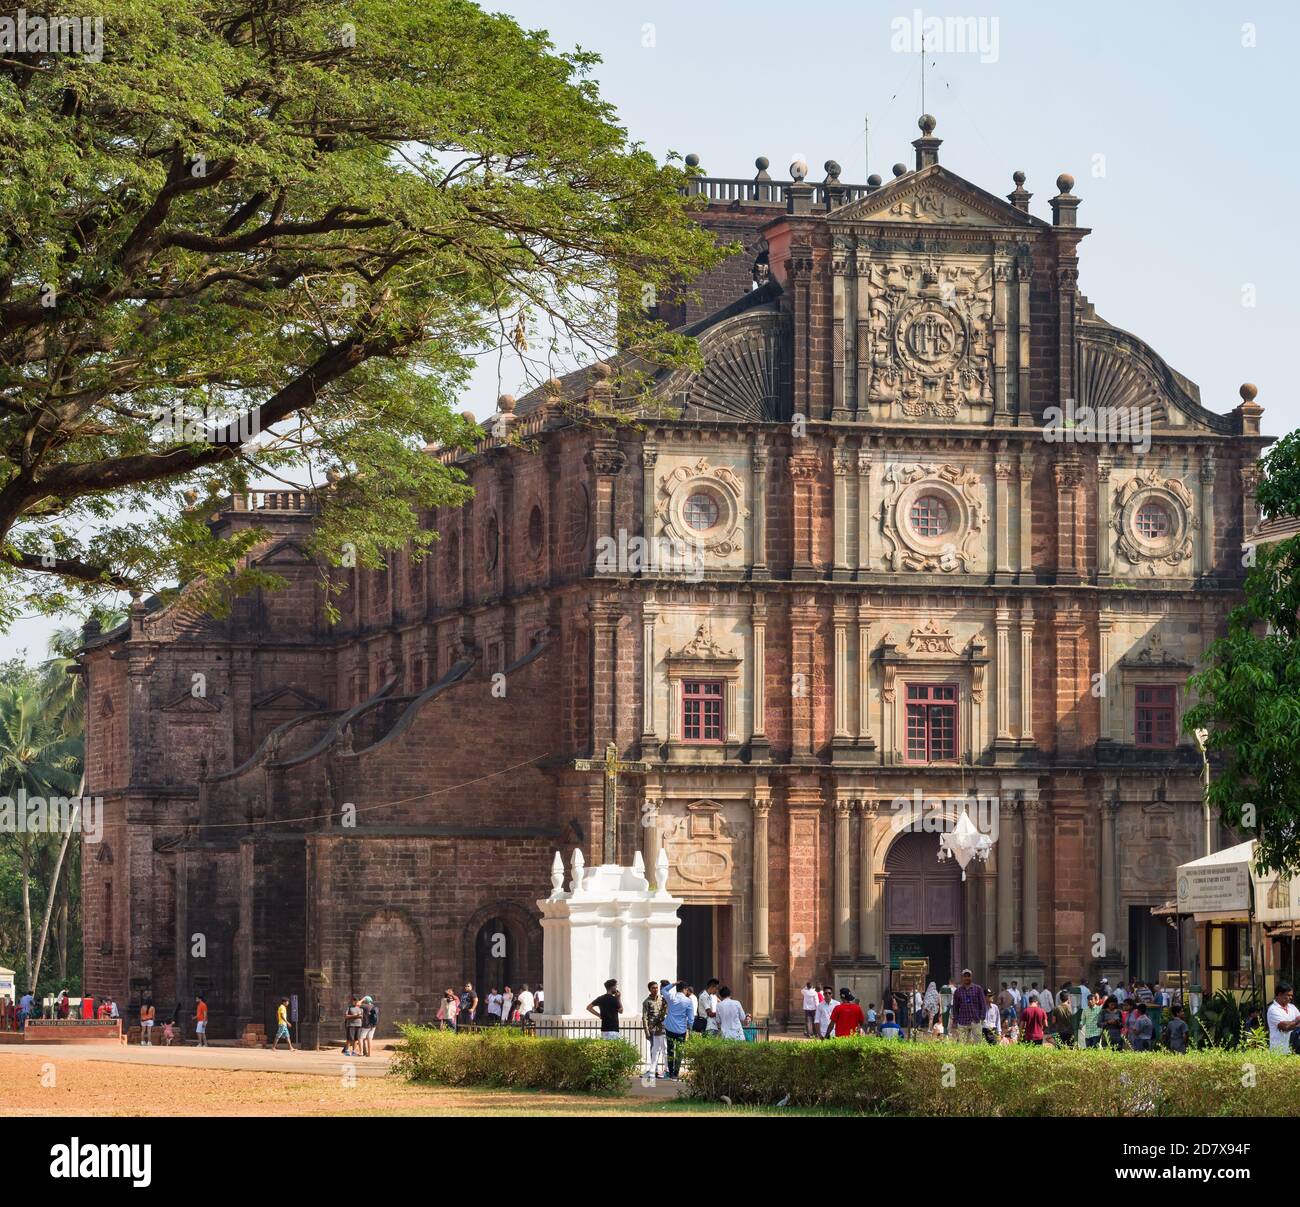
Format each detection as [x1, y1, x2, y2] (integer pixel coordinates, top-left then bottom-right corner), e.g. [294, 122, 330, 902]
[951, 969, 986, 1044]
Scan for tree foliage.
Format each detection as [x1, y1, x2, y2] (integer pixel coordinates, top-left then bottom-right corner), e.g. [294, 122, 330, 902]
[1184, 428, 1300, 875]
[0, 0, 722, 622]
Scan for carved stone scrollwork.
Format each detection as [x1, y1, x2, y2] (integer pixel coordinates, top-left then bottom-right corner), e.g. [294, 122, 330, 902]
[656, 457, 749, 558]
[586, 447, 626, 476]
[865, 259, 994, 419]
[1113, 469, 1196, 574]
[879, 461, 985, 573]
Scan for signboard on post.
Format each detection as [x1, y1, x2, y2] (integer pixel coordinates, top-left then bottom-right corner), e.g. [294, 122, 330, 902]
[1177, 862, 1250, 914]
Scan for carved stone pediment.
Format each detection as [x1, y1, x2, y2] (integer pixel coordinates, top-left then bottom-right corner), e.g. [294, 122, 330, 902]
[834, 165, 1038, 229]
[1120, 630, 1192, 670]
[161, 691, 221, 714]
[907, 619, 957, 655]
[665, 623, 741, 668]
[253, 686, 325, 711]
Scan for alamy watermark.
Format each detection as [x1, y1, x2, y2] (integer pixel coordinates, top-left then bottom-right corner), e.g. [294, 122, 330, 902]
[1043, 398, 1151, 455]
[595, 529, 706, 583]
[152, 404, 261, 445]
[0, 790, 103, 843]
[890, 8, 1000, 64]
[890, 789, 999, 842]
[0, 10, 103, 61]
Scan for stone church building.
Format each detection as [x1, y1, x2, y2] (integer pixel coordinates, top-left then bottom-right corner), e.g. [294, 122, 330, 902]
[78, 117, 1268, 1038]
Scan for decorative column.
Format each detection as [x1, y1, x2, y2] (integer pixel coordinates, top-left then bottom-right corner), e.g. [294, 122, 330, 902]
[992, 262, 1010, 420]
[751, 598, 768, 760]
[1053, 460, 1082, 584]
[1096, 454, 1112, 583]
[751, 438, 768, 578]
[1100, 793, 1119, 951]
[833, 603, 852, 741]
[641, 791, 661, 873]
[995, 604, 1013, 742]
[1022, 795, 1040, 957]
[856, 447, 873, 573]
[858, 801, 878, 959]
[856, 598, 874, 747]
[641, 447, 658, 571]
[789, 455, 820, 580]
[996, 797, 1016, 956]
[641, 597, 658, 745]
[833, 792, 853, 959]
[1015, 259, 1033, 425]
[746, 784, 777, 1020]
[1019, 602, 1035, 743]
[1017, 452, 1035, 582]
[833, 443, 852, 578]
[1199, 451, 1216, 579]
[994, 460, 1013, 581]
[1097, 614, 1113, 745]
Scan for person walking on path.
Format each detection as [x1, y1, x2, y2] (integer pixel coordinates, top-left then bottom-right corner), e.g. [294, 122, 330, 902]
[641, 981, 668, 1078]
[272, 997, 294, 1051]
[950, 969, 986, 1044]
[343, 996, 364, 1056]
[586, 978, 623, 1039]
[140, 999, 156, 1046]
[193, 994, 208, 1047]
[815, 984, 835, 1038]
[801, 982, 819, 1036]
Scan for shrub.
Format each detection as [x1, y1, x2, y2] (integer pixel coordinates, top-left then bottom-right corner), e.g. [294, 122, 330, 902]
[391, 1025, 639, 1095]
[683, 1037, 1299, 1116]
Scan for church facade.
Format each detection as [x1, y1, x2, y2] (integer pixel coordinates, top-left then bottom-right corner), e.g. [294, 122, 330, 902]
[78, 118, 1268, 1038]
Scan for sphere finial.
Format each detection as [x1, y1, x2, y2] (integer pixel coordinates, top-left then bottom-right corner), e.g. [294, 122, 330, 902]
[1240, 382, 1258, 403]
[918, 113, 937, 135]
[1056, 172, 1075, 194]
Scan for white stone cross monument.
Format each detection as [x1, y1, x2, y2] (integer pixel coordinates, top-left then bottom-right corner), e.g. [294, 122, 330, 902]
[537, 846, 682, 1025]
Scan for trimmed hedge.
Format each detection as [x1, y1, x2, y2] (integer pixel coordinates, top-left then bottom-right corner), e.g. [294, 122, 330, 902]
[684, 1036, 1300, 1116]
[391, 1025, 639, 1094]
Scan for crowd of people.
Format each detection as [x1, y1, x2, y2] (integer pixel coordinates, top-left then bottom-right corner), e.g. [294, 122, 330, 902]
[588, 976, 752, 1079]
[434, 982, 542, 1029]
[794, 971, 1300, 1054]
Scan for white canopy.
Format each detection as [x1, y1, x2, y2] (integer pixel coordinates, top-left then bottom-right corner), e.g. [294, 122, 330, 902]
[1176, 840, 1300, 921]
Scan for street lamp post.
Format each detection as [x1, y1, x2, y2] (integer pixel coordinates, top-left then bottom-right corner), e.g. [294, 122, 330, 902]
[1194, 727, 1212, 857]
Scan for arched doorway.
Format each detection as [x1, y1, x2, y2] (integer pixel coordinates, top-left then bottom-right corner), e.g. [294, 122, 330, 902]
[883, 831, 963, 990]
[474, 917, 517, 1003]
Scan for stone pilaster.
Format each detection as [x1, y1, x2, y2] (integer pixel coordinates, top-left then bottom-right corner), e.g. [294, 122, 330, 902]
[640, 447, 658, 570]
[751, 438, 769, 579]
[1017, 452, 1035, 582]
[1096, 454, 1112, 584]
[1022, 795, 1041, 958]
[750, 598, 768, 761]
[833, 793, 854, 959]
[996, 798, 1016, 956]
[745, 783, 777, 1020]
[1019, 602, 1035, 744]
[641, 597, 658, 745]
[833, 442, 852, 578]
[1199, 451, 1216, 579]
[994, 460, 1013, 582]
[856, 448, 872, 574]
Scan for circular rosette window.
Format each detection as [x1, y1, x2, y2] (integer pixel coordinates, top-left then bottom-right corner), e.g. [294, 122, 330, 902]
[662, 468, 745, 558]
[1117, 484, 1191, 567]
[893, 479, 970, 571]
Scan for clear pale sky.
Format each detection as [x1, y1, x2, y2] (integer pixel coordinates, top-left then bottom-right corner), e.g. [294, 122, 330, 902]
[4, 0, 1295, 660]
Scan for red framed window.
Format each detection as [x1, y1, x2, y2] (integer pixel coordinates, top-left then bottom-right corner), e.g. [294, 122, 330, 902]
[682, 679, 724, 743]
[905, 683, 958, 761]
[1135, 685, 1177, 748]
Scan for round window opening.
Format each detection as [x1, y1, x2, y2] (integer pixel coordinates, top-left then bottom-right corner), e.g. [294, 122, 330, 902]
[684, 491, 721, 532]
[909, 495, 950, 539]
[1135, 501, 1170, 541]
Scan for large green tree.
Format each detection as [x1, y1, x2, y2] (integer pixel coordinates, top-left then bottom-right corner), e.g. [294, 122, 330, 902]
[0, 0, 720, 621]
[1184, 428, 1300, 875]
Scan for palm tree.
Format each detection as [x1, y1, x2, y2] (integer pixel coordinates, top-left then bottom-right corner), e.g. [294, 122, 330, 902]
[0, 682, 82, 988]
[28, 610, 123, 993]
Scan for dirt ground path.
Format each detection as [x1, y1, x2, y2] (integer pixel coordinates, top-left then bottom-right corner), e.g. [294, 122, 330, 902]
[0, 1049, 684, 1116]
